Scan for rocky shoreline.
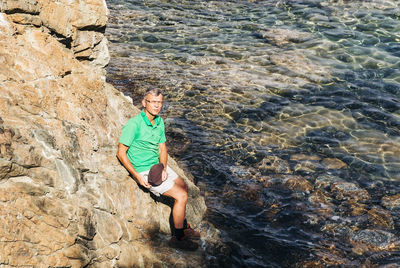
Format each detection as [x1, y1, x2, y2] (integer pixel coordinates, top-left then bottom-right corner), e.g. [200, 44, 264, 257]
[0, 0, 226, 267]
[256, 153, 400, 266]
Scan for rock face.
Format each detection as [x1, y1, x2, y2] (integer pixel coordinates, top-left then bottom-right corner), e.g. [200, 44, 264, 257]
[0, 1, 208, 267]
[1, 0, 109, 68]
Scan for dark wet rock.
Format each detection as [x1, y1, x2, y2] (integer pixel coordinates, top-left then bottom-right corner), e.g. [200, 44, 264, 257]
[215, 59, 227, 65]
[370, 261, 400, 268]
[348, 202, 368, 217]
[304, 136, 340, 147]
[235, 106, 269, 121]
[308, 190, 334, 215]
[306, 126, 351, 142]
[256, 28, 313, 46]
[165, 129, 190, 157]
[383, 82, 400, 96]
[321, 223, 352, 239]
[307, 14, 330, 22]
[300, 259, 345, 268]
[229, 165, 259, 181]
[368, 207, 394, 229]
[269, 51, 332, 84]
[199, 222, 232, 268]
[315, 174, 343, 190]
[263, 95, 290, 106]
[283, 175, 314, 193]
[302, 213, 321, 227]
[362, 107, 396, 123]
[308, 190, 330, 204]
[330, 181, 370, 202]
[268, 86, 296, 97]
[294, 160, 325, 173]
[263, 174, 286, 188]
[300, 253, 360, 268]
[366, 179, 385, 192]
[372, 97, 400, 113]
[350, 229, 398, 254]
[290, 154, 321, 161]
[143, 34, 159, 43]
[335, 53, 354, 63]
[259, 101, 280, 118]
[322, 158, 347, 169]
[324, 29, 354, 40]
[382, 194, 400, 210]
[223, 50, 243, 60]
[243, 184, 264, 206]
[259, 156, 291, 174]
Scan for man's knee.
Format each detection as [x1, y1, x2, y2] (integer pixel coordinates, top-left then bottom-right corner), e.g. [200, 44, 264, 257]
[176, 177, 188, 192]
[176, 189, 188, 203]
[183, 181, 188, 192]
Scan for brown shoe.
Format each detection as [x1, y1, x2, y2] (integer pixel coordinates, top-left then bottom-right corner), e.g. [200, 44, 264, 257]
[184, 227, 201, 240]
[169, 235, 199, 251]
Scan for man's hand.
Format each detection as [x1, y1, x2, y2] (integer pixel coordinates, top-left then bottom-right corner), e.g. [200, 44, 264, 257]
[161, 169, 168, 182]
[137, 174, 151, 189]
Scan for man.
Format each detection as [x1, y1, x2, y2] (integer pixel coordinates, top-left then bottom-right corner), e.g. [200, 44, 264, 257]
[116, 87, 200, 250]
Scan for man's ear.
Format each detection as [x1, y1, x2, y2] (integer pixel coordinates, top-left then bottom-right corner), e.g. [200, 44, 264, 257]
[142, 98, 146, 107]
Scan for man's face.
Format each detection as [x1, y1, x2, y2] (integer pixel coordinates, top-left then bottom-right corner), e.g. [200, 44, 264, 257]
[142, 93, 163, 116]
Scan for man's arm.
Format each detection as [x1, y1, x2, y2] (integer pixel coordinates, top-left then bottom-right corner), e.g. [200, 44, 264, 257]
[117, 143, 151, 188]
[159, 142, 168, 181]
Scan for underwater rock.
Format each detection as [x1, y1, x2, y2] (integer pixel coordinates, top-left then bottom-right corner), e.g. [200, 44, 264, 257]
[350, 229, 398, 254]
[256, 28, 313, 46]
[321, 223, 353, 239]
[259, 155, 291, 174]
[330, 181, 371, 202]
[290, 154, 322, 161]
[349, 202, 369, 217]
[322, 158, 347, 169]
[314, 174, 343, 190]
[308, 190, 334, 215]
[294, 160, 325, 173]
[382, 194, 400, 210]
[368, 207, 394, 229]
[283, 175, 314, 193]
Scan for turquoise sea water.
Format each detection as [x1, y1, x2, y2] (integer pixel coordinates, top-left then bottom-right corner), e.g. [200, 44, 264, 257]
[105, 0, 400, 266]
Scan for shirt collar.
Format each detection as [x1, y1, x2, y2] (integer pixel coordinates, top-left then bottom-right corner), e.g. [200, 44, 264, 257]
[141, 109, 160, 126]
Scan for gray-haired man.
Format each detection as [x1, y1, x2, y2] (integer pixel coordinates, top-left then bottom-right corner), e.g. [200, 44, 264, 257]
[117, 88, 200, 250]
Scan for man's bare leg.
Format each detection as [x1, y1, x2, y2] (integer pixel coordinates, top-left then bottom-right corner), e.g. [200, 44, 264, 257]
[163, 177, 187, 229]
[173, 177, 188, 192]
[164, 177, 200, 250]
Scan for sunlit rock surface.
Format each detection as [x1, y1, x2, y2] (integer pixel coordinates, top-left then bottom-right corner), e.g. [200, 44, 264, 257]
[0, 1, 211, 266]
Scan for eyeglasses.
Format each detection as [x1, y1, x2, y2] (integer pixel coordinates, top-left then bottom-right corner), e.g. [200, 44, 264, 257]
[145, 100, 163, 105]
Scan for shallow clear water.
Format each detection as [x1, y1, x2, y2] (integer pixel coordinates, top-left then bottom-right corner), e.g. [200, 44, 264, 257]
[105, 0, 400, 266]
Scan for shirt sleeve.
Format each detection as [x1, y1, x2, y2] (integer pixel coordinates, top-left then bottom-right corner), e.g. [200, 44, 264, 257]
[119, 119, 136, 146]
[159, 118, 167, 144]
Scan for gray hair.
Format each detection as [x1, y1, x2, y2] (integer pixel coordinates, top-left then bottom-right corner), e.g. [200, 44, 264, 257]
[144, 87, 163, 99]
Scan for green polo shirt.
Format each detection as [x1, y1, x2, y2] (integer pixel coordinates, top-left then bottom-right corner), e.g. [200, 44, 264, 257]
[119, 110, 166, 172]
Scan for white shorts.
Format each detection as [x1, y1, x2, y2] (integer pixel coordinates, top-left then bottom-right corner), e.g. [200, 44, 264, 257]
[140, 165, 179, 196]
